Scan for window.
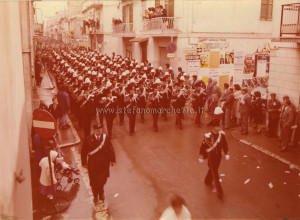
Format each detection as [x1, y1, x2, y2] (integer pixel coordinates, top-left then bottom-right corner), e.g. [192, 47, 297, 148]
[260, 0, 273, 20]
[155, 0, 174, 17]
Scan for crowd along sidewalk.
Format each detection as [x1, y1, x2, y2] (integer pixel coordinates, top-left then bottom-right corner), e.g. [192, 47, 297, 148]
[32, 69, 80, 148]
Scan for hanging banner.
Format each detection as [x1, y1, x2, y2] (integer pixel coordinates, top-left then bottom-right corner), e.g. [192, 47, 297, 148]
[209, 51, 220, 69]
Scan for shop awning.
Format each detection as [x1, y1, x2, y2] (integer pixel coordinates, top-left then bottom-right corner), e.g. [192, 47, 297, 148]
[129, 37, 148, 42]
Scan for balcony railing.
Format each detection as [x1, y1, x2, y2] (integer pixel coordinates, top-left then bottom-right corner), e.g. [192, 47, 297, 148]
[280, 3, 300, 36]
[112, 23, 133, 33]
[143, 17, 179, 31]
[82, 24, 103, 35]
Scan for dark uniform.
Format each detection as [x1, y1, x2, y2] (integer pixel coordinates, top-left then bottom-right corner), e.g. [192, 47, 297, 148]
[191, 86, 207, 127]
[149, 88, 162, 132]
[124, 91, 138, 135]
[199, 124, 228, 197]
[81, 132, 116, 203]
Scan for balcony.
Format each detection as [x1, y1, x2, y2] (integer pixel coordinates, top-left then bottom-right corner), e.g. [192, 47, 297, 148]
[280, 3, 300, 37]
[82, 24, 103, 35]
[143, 17, 180, 35]
[112, 23, 134, 37]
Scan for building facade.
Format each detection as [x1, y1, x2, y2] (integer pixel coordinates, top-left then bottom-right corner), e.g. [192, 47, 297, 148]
[0, 1, 35, 219]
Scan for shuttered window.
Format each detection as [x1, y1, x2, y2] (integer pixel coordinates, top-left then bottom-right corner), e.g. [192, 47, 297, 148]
[260, 0, 273, 20]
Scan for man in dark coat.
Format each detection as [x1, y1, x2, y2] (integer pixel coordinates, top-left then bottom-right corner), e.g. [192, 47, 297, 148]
[81, 124, 116, 204]
[191, 83, 207, 127]
[239, 87, 252, 135]
[199, 119, 229, 199]
[57, 85, 70, 129]
[279, 96, 295, 152]
[223, 87, 235, 129]
[267, 93, 281, 137]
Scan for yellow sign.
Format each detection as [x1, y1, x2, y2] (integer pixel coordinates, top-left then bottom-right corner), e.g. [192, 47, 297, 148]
[209, 51, 220, 69]
[219, 75, 229, 92]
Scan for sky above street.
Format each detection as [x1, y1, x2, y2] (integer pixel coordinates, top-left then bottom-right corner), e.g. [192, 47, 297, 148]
[34, 1, 67, 23]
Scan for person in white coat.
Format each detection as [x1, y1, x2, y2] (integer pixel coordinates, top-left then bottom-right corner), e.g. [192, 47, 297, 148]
[39, 150, 58, 198]
[159, 195, 191, 220]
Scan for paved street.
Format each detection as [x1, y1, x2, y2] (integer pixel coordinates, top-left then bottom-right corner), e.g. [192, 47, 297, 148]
[102, 115, 300, 219]
[31, 62, 300, 220]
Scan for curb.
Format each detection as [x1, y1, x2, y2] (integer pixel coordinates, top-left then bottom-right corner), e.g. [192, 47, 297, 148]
[58, 115, 81, 148]
[231, 131, 300, 172]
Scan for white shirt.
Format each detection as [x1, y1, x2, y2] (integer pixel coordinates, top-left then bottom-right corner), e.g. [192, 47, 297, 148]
[39, 150, 58, 186]
[159, 206, 191, 220]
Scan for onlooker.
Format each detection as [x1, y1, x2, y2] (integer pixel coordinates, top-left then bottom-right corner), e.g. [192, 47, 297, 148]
[233, 84, 242, 126]
[39, 99, 49, 111]
[211, 80, 221, 115]
[239, 87, 252, 135]
[267, 93, 281, 137]
[57, 85, 70, 129]
[253, 91, 264, 133]
[49, 96, 62, 134]
[39, 147, 58, 199]
[159, 195, 191, 220]
[220, 83, 230, 126]
[279, 96, 295, 152]
[223, 87, 234, 129]
[206, 78, 213, 113]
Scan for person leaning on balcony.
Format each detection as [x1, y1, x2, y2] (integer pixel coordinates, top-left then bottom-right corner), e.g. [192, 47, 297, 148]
[279, 96, 295, 152]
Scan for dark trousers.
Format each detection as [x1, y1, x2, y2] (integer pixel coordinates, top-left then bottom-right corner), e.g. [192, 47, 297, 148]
[128, 113, 136, 133]
[105, 116, 114, 137]
[119, 108, 125, 124]
[88, 169, 107, 203]
[280, 124, 292, 149]
[175, 112, 183, 128]
[268, 115, 279, 136]
[205, 153, 223, 195]
[152, 113, 159, 130]
[195, 110, 202, 125]
[240, 112, 249, 134]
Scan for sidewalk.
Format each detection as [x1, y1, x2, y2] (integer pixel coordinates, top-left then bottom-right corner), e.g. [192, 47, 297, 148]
[32, 70, 80, 148]
[31, 69, 96, 220]
[230, 125, 300, 170]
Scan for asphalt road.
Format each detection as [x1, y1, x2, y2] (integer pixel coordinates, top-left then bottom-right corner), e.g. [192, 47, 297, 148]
[99, 113, 300, 219]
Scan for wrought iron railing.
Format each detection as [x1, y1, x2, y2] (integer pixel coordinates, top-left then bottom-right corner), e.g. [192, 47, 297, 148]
[143, 17, 179, 31]
[112, 23, 133, 33]
[280, 3, 300, 36]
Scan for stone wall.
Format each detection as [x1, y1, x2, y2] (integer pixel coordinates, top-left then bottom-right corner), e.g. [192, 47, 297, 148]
[269, 42, 300, 108]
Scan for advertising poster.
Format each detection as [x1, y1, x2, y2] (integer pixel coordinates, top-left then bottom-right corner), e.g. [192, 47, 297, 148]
[225, 52, 234, 64]
[187, 60, 200, 68]
[199, 53, 209, 68]
[255, 54, 270, 77]
[209, 51, 220, 69]
[244, 55, 255, 74]
[220, 52, 225, 64]
[233, 51, 244, 85]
